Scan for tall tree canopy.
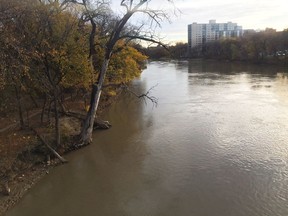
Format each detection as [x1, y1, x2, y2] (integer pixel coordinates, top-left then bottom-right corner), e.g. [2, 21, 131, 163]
[66, 0, 173, 145]
[0, 0, 161, 147]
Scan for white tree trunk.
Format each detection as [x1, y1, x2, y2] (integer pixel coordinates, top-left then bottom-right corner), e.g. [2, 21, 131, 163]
[79, 58, 110, 145]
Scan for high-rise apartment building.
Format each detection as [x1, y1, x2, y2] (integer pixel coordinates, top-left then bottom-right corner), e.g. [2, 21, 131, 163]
[188, 20, 243, 49]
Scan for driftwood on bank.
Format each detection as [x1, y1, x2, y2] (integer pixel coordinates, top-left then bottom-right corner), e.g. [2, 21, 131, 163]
[3, 182, 10, 196]
[30, 127, 68, 163]
[0, 176, 10, 196]
[64, 111, 111, 130]
[0, 172, 10, 196]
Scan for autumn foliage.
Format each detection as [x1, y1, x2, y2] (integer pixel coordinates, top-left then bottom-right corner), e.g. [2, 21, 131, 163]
[0, 0, 147, 145]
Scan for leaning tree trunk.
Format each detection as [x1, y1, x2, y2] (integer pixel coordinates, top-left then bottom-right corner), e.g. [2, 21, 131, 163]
[79, 59, 110, 145]
[53, 89, 61, 147]
[78, 0, 138, 145]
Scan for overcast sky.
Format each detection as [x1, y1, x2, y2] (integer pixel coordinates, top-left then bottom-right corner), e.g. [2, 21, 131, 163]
[111, 0, 288, 44]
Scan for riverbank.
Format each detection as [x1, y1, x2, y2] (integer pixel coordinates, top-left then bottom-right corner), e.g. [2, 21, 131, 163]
[0, 91, 117, 215]
[0, 159, 59, 215]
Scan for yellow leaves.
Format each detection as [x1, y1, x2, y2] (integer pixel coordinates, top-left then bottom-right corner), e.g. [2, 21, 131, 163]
[106, 45, 147, 84]
[0, 0, 148, 97]
[107, 90, 117, 96]
[48, 48, 61, 57]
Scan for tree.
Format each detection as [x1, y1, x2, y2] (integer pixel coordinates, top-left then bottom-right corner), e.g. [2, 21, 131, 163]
[0, 0, 36, 128]
[107, 41, 148, 84]
[72, 0, 172, 145]
[145, 45, 170, 59]
[28, 2, 91, 147]
[0, 0, 92, 146]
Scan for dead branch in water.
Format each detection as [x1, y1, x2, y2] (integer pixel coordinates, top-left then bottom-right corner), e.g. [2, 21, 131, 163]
[123, 84, 158, 107]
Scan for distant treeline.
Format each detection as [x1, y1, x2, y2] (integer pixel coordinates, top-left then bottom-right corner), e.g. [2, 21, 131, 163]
[143, 29, 288, 64]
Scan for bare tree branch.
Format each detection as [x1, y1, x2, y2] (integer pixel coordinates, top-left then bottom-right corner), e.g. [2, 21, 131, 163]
[119, 34, 169, 50]
[135, 9, 171, 28]
[123, 83, 158, 107]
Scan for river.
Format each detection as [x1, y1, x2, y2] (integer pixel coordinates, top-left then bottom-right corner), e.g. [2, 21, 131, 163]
[6, 60, 288, 216]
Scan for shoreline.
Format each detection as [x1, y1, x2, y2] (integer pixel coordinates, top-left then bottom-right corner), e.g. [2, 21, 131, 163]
[0, 161, 59, 215]
[0, 91, 119, 215]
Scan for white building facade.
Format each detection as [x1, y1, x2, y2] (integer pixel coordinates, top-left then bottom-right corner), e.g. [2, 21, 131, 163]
[188, 20, 243, 49]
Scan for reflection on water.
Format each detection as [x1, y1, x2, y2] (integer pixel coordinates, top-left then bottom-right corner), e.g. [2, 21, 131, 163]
[6, 60, 288, 216]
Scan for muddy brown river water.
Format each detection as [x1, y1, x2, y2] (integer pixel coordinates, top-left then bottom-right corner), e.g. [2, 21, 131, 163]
[6, 60, 288, 216]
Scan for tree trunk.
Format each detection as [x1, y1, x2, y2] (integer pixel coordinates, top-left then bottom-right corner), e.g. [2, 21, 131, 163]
[79, 59, 110, 145]
[29, 93, 39, 108]
[14, 85, 25, 129]
[58, 99, 67, 114]
[48, 98, 53, 122]
[41, 94, 47, 123]
[77, 1, 139, 146]
[53, 89, 61, 147]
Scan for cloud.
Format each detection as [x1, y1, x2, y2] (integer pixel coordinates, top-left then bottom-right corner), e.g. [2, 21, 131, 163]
[110, 0, 288, 43]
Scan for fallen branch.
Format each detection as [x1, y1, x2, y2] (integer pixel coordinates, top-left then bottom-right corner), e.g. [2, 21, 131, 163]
[94, 119, 111, 129]
[30, 127, 68, 163]
[63, 111, 86, 120]
[64, 111, 111, 129]
[123, 84, 158, 107]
